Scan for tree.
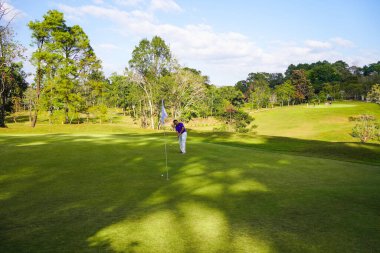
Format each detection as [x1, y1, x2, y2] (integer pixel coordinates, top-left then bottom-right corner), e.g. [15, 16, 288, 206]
[0, 17, 26, 127]
[28, 10, 64, 127]
[367, 84, 380, 104]
[23, 87, 37, 123]
[218, 103, 254, 133]
[291, 70, 314, 103]
[275, 80, 295, 106]
[129, 36, 173, 129]
[29, 10, 101, 125]
[108, 73, 130, 114]
[159, 67, 206, 121]
[218, 86, 244, 107]
[251, 78, 271, 109]
[362, 61, 380, 76]
[235, 80, 249, 95]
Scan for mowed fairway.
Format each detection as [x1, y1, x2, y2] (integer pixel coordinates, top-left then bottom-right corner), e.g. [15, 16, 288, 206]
[1, 102, 380, 252]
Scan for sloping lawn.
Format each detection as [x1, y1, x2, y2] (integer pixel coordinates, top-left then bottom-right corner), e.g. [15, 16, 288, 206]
[1, 132, 379, 252]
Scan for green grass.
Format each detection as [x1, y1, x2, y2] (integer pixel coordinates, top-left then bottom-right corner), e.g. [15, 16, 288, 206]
[249, 101, 380, 142]
[1, 101, 380, 252]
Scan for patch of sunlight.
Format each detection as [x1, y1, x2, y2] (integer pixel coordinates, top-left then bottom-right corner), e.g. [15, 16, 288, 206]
[345, 142, 379, 150]
[141, 191, 170, 206]
[232, 234, 272, 253]
[173, 174, 212, 194]
[88, 210, 185, 253]
[192, 183, 224, 198]
[136, 141, 149, 146]
[131, 157, 143, 162]
[178, 201, 229, 252]
[0, 192, 13, 201]
[0, 167, 35, 183]
[277, 159, 290, 165]
[16, 141, 47, 146]
[249, 162, 279, 170]
[212, 169, 243, 179]
[71, 138, 98, 143]
[181, 163, 206, 176]
[103, 206, 117, 213]
[304, 103, 356, 109]
[228, 179, 268, 194]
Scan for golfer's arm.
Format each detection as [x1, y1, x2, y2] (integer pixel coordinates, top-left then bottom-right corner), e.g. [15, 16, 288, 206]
[179, 127, 185, 135]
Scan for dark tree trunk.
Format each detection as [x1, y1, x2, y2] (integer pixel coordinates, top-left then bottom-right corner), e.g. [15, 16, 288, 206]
[0, 95, 6, 127]
[31, 66, 42, 128]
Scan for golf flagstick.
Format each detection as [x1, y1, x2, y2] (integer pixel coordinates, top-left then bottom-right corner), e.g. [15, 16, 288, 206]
[160, 99, 169, 180]
[164, 129, 168, 180]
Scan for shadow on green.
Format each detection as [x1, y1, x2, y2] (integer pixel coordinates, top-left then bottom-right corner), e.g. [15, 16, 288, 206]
[0, 133, 379, 252]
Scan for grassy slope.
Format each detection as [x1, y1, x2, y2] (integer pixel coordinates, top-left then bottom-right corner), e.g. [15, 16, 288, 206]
[250, 101, 380, 142]
[1, 101, 379, 252]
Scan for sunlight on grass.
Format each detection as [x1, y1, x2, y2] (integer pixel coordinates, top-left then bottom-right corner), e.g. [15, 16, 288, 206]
[192, 183, 224, 198]
[0, 167, 35, 183]
[211, 169, 243, 179]
[232, 233, 272, 253]
[1, 114, 379, 252]
[88, 201, 273, 253]
[0, 192, 13, 200]
[178, 201, 229, 252]
[303, 104, 357, 109]
[88, 210, 185, 252]
[345, 143, 379, 150]
[277, 159, 290, 165]
[228, 179, 268, 193]
[16, 141, 48, 146]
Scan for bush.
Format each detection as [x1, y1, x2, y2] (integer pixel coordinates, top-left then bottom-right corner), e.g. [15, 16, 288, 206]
[89, 105, 109, 124]
[217, 109, 255, 133]
[350, 115, 379, 143]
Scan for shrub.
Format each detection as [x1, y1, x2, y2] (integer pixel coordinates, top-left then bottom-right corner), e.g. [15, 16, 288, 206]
[350, 115, 379, 143]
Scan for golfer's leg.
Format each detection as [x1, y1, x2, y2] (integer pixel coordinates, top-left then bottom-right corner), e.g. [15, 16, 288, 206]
[182, 132, 187, 153]
[179, 135, 183, 153]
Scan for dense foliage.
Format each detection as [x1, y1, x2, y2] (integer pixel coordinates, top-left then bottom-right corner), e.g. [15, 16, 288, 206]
[235, 61, 380, 109]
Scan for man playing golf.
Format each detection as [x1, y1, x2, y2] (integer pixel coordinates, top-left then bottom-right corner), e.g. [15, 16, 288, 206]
[173, 120, 187, 154]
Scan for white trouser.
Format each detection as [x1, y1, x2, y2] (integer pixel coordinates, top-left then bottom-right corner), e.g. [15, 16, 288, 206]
[179, 132, 187, 153]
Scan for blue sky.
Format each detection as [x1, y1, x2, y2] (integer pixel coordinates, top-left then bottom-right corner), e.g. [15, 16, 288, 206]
[6, 0, 380, 85]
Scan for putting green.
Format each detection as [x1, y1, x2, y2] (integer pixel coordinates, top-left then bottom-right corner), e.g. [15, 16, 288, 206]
[1, 133, 379, 252]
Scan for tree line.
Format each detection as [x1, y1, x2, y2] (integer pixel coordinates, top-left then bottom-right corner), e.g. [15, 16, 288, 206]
[235, 60, 380, 109]
[1, 8, 379, 130]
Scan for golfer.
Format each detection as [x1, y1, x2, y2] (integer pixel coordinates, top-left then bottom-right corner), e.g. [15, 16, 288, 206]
[173, 120, 187, 154]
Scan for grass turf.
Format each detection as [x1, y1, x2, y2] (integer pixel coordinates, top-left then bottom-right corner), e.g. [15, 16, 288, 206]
[249, 101, 380, 142]
[1, 101, 380, 252]
[1, 133, 379, 252]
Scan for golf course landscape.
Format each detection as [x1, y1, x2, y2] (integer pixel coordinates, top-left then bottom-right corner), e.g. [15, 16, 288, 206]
[1, 101, 379, 253]
[1, 1, 380, 252]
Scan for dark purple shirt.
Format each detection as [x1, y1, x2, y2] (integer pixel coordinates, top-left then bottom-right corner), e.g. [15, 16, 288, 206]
[175, 122, 186, 134]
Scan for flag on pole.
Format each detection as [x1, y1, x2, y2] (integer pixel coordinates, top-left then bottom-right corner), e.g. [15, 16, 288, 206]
[160, 99, 168, 125]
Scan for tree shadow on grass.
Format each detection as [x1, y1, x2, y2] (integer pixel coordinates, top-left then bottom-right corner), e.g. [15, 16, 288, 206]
[0, 133, 379, 252]
[112, 130, 380, 165]
[5, 115, 31, 124]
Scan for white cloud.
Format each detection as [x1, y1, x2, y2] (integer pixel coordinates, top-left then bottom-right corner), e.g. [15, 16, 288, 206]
[2, 1, 26, 22]
[57, 2, 368, 85]
[150, 0, 182, 12]
[305, 40, 332, 49]
[330, 37, 355, 48]
[93, 0, 105, 4]
[113, 0, 145, 7]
